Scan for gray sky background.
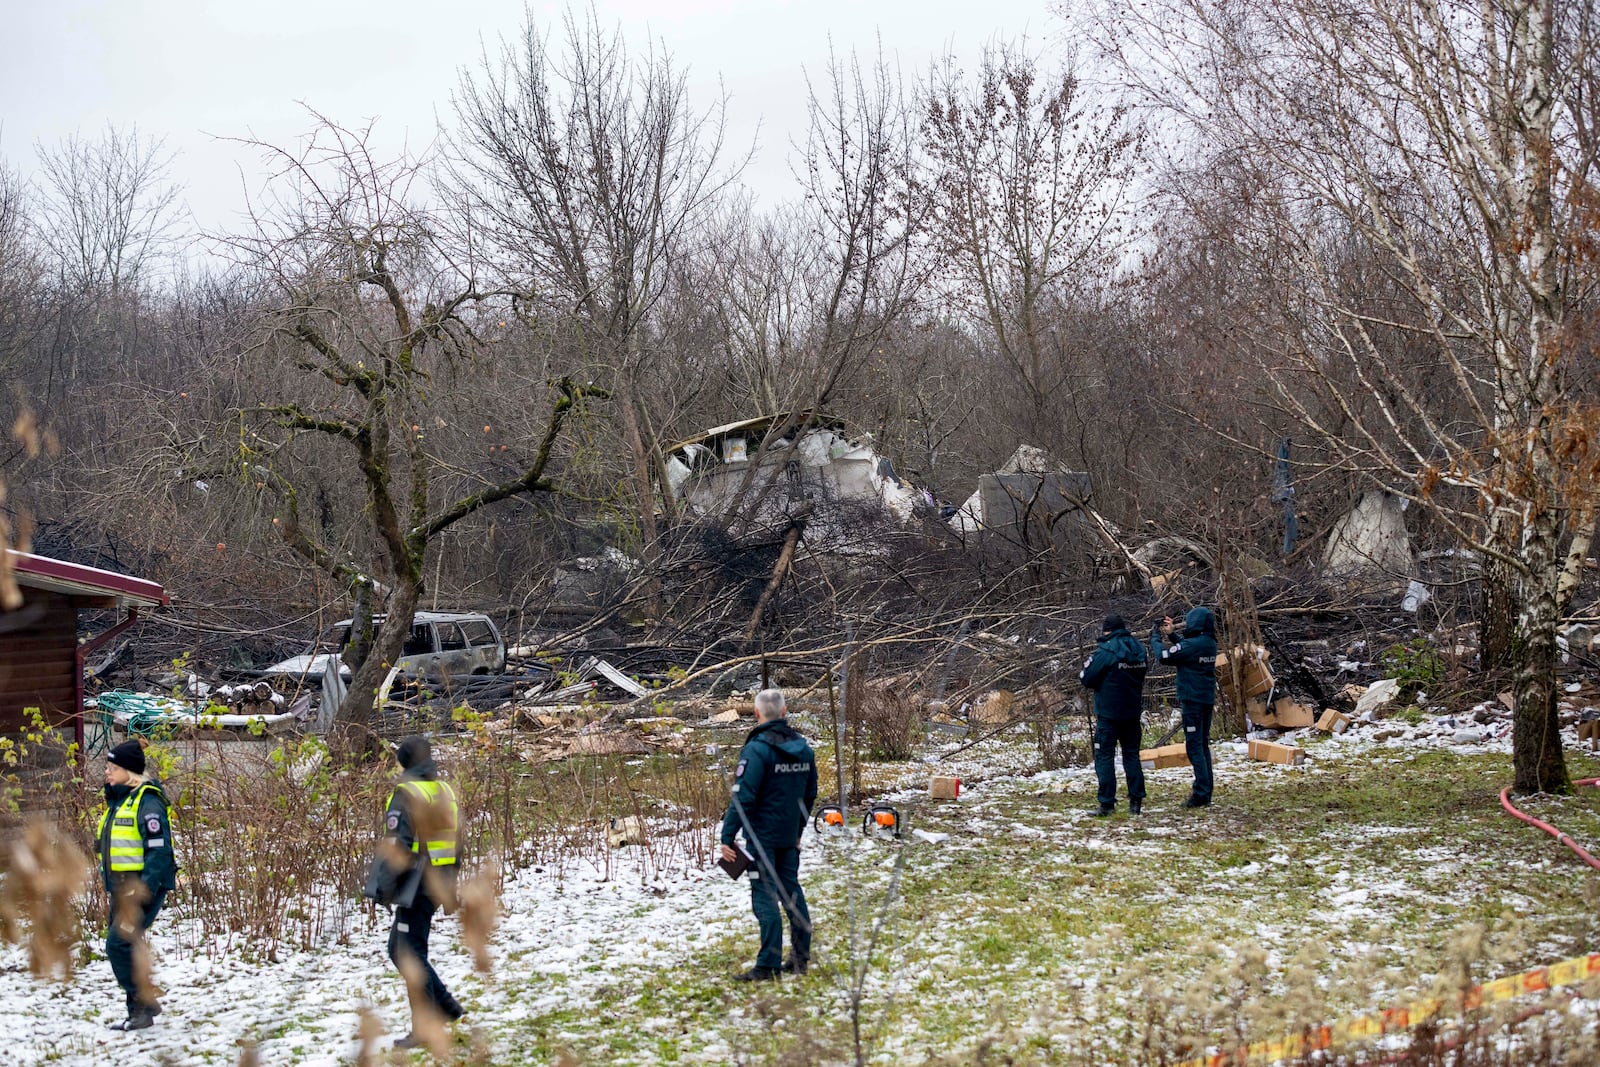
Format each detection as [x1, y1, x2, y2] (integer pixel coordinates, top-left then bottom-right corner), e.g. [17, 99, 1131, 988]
[2, 0, 1062, 238]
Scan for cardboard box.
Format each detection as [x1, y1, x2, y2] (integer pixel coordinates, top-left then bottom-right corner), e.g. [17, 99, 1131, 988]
[1315, 709, 1351, 734]
[1248, 739, 1306, 766]
[1578, 720, 1600, 750]
[971, 689, 1015, 725]
[1269, 697, 1316, 729]
[1139, 743, 1190, 770]
[1243, 696, 1273, 727]
[1243, 696, 1313, 729]
[929, 775, 961, 800]
[1217, 645, 1275, 704]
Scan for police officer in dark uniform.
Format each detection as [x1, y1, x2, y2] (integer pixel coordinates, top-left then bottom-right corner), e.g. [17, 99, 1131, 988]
[97, 739, 176, 1031]
[364, 735, 464, 1047]
[720, 689, 818, 981]
[1079, 614, 1149, 816]
[1151, 606, 1219, 807]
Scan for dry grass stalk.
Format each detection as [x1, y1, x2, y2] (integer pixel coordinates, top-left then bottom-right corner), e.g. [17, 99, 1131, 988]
[410, 789, 459, 913]
[110, 877, 162, 1003]
[397, 952, 451, 1058]
[457, 867, 499, 974]
[0, 820, 92, 980]
[355, 1005, 386, 1067]
[859, 683, 922, 761]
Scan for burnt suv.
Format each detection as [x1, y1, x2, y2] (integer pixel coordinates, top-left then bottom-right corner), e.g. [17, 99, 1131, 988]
[265, 611, 506, 682]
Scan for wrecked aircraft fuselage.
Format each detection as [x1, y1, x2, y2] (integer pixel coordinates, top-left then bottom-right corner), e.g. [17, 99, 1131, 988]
[663, 413, 923, 542]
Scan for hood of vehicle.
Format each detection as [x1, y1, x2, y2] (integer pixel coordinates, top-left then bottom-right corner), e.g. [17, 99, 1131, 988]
[264, 652, 351, 678]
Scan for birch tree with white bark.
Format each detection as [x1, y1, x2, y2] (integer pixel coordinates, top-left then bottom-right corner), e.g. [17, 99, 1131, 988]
[1094, 0, 1600, 792]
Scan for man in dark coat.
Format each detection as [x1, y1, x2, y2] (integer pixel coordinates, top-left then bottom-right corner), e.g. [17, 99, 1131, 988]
[364, 735, 464, 1047]
[97, 739, 176, 1031]
[1152, 606, 1220, 807]
[720, 688, 818, 981]
[1079, 614, 1149, 816]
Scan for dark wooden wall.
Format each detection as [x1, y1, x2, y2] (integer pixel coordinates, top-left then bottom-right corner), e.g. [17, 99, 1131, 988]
[0, 588, 77, 732]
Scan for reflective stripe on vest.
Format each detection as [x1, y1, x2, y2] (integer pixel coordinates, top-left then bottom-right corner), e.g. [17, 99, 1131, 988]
[96, 784, 164, 873]
[387, 779, 459, 866]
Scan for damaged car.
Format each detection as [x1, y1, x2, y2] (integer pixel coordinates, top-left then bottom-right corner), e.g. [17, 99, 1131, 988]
[263, 611, 506, 683]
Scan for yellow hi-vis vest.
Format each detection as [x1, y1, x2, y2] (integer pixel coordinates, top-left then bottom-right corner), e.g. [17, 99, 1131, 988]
[97, 783, 166, 873]
[388, 779, 459, 866]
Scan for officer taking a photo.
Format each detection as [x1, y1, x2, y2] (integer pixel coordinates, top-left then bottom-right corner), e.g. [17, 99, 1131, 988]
[364, 735, 465, 1047]
[1151, 606, 1219, 808]
[720, 688, 818, 981]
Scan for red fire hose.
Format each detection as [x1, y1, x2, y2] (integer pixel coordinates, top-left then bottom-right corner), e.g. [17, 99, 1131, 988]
[1500, 777, 1600, 871]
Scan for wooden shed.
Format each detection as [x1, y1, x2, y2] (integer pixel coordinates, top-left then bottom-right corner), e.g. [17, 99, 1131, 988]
[1, 550, 168, 746]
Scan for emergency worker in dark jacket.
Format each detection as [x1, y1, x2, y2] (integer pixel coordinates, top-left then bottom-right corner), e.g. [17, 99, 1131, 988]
[1079, 614, 1149, 816]
[1152, 606, 1219, 808]
[363, 735, 464, 1047]
[720, 689, 818, 981]
[97, 739, 176, 1031]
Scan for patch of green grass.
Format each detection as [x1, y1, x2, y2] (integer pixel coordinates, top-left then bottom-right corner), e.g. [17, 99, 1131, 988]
[473, 743, 1600, 1065]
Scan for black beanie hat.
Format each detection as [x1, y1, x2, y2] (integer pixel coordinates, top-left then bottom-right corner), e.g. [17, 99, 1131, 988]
[1101, 613, 1125, 634]
[396, 735, 431, 770]
[107, 739, 146, 775]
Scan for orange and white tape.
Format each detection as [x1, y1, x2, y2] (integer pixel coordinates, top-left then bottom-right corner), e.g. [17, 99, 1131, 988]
[1174, 951, 1600, 1067]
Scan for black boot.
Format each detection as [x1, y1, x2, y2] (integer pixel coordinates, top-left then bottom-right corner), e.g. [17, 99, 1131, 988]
[110, 1008, 154, 1031]
[1183, 796, 1210, 809]
[1092, 804, 1114, 817]
[1130, 800, 1143, 816]
[394, 1033, 422, 1049]
[440, 994, 466, 1021]
[734, 965, 781, 982]
[781, 955, 809, 976]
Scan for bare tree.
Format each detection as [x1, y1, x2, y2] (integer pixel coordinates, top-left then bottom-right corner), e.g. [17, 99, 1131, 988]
[694, 46, 928, 536]
[1095, 0, 1600, 792]
[794, 45, 925, 412]
[0, 157, 46, 379]
[921, 42, 1142, 439]
[33, 124, 180, 295]
[451, 6, 739, 584]
[213, 115, 600, 740]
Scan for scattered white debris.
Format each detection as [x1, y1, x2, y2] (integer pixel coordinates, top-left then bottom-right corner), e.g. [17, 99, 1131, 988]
[1355, 678, 1402, 719]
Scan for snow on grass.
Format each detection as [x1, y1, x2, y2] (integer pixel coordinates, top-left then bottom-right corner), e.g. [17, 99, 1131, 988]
[4, 845, 743, 1065]
[8, 722, 1600, 1065]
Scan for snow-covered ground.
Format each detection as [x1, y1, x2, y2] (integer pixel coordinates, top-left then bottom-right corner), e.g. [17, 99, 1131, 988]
[5, 851, 744, 1065]
[8, 712, 1600, 1065]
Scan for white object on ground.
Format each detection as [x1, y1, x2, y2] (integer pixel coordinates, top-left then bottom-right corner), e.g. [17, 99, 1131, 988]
[1355, 678, 1401, 719]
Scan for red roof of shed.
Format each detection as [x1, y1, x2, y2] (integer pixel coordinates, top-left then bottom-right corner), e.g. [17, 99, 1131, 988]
[7, 550, 169, 608]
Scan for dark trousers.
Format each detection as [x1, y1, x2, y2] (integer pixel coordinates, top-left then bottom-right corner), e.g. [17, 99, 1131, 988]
[1094, 716, 1146, 808]
[389, 891, 458, 1020]
[107, 888, 166, 1011]
[1182, 700, 1215, 803]
[749, 846, 811, 970]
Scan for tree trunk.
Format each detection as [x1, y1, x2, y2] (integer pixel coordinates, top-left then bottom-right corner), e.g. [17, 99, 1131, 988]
[616, 382, 661, 617]
[1557, 506, 1596, 613]
[1480, 551, 1517, 673]
[336, 576, 421, 744]
[342, 580, 377, 676]
[1511, 506, 1569, 794]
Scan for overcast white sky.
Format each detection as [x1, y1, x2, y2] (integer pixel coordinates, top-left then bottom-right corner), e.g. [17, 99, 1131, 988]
[2, 0, 1062, 236]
